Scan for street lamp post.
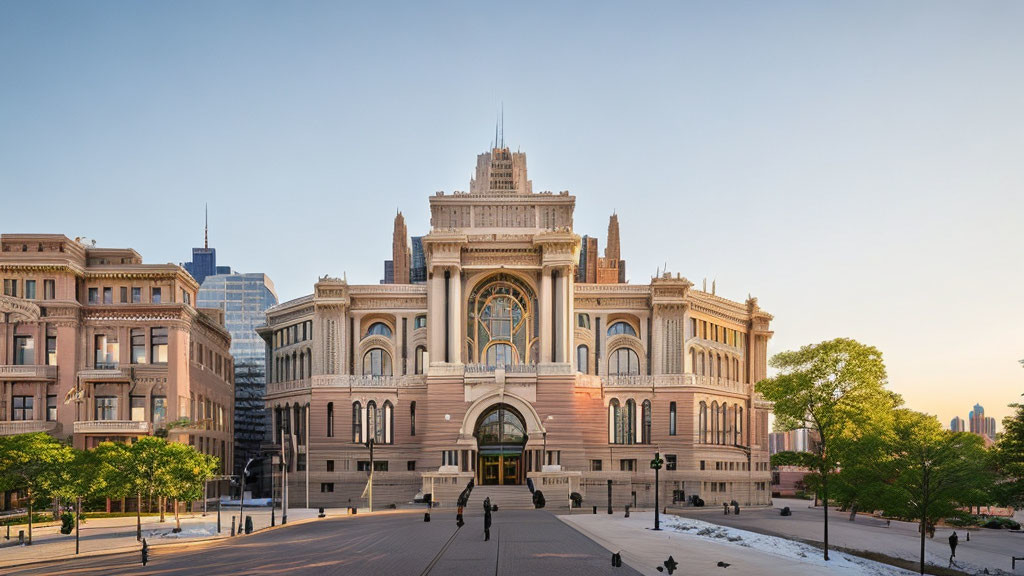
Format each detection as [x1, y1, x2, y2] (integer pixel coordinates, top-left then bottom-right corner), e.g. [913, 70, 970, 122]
[650, 452, 664, 531]
[239, 457, 256, 535]
[271, 454, 278, 527]
[365, 438, 375, 513]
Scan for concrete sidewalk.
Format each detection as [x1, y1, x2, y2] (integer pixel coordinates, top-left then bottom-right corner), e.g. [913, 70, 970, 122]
[559, 510, 915, 575]
[0, 506, 343, 570]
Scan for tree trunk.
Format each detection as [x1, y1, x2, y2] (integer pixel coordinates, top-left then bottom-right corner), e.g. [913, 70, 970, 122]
[159, 496, 166, 522]
[822, 473, 829, 561]
[174, 499, 181, 532]
[136, 493, 142, 541]
[920, 471, 928, 575]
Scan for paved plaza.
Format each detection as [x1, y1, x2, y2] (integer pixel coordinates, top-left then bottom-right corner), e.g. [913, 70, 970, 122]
[673, 498, 1024, 575]
[8, 509, 642, 576]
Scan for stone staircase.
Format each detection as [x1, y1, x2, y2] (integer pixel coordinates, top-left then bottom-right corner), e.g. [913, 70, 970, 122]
[469, 484, 536, 510]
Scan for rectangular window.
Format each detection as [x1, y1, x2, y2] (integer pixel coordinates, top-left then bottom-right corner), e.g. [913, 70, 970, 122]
[44, 279, 55, 300]
[88, 287, 98, 304]
[14, 335, 34, 365]
[666, 454, 677, 471]
[181, 289, 191, 306]
[414, 315, 427, 329]
[326, 460, 335, 472]
[102, 287, 112, 304]
[131, 329, 146, 363]
[297, 454, 306, 472]
[591, 459, 603, 472]
[46, 334, 57, 366]
[151, 287, 161, 303]
[24, 280, 36, 300]
[131, 287, 141, 303]
[130, 396, 146, 421]
[619, 459, 636, 472]
[12, 396, 33, 420]
[46, 395, 57, 421]
[152, 396, 167, 428]
[150, 327, 168, 363]
[94, 334, 119, 368]
[373, 461, 388, 472]
[120, 286, 128, 303]
[669, 402, 677, 436]
[95, 396, 118, 420]
[700, 460, 706, 471]
[407, 460, 416, 471]
[357, 461, 370, 472]
[320, 483, 334, 493]
[3, 279, 17, 297]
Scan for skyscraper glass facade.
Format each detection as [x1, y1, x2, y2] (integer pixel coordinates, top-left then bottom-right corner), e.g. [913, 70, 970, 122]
[196, 272, 278, 478]
[411, 236, 426, 283]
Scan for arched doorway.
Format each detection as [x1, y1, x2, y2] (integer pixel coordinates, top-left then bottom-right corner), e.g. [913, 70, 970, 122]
[474, 403, 528, 485]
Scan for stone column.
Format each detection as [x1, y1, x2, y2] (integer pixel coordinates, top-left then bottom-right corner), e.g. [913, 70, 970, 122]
[539, 269, 552, 363]
[429, 271, 445, 362]
[448, 268, 462, 364]
[553, 270, 563, 363]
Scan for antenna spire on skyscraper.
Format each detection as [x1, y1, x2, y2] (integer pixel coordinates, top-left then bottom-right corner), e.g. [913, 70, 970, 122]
[204, 203, 208, 249]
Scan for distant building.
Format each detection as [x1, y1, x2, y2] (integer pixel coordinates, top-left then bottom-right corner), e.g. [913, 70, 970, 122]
[195, 272, 278, 480]
[411, 236, 426, 283]
[969, 403, 997, 440]
[950, 416, 965, 432]
[577, 235, 598, 284]
[576, 217, 628, 285]
[182, 208, 230, 286]
[768, 428, 820, 455]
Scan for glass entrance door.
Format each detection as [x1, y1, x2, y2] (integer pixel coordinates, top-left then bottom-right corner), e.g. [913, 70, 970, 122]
[481, 455, 501, 485]
[502, 455, 519, 485]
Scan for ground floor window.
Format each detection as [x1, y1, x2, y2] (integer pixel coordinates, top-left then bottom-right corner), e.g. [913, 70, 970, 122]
[666, 454, 677, 471]
[373, 461, 388, 472]
[407, 460, 416, 471]
[326, 460, 334, 472]
[590, 459, 602, 471]
[357, 461, 370, 472]
[619, 459, 636, 472]
[320, 483, 334, 493]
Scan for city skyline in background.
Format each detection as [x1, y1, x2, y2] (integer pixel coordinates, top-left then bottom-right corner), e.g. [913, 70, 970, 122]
[2, 1, 1022, 429]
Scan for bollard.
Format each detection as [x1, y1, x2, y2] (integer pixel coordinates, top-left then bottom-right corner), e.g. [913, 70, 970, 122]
[318, 507, 325, 519]
[611, 551, 622, 567]
[607, 479, 613, 514]
[624, 504, 630, 518]
[351, 507, 357, 515]
[141, 538, 149, 566]
[593, 506, 598, 515]
[19, 530, 25, 544]
[244, 515, 253, 535]
[230, 516, 236, 537]
[424, 512, 431, 522]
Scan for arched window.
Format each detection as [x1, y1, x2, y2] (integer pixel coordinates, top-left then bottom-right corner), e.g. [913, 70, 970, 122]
[298, 352, 304, 379]
[366, 400, 378, 444]
[722, 354, 729, 379]
[625, 399, 637, 444]
[306, 350, 312, 378]
[699, 401, 708, 443]
[577, 344, 589, 374]
[363, 348, 393, 376]
[733, 358, 740, 381]
[607, 321, 637, 337]
[669, 401, 677, 436]
[720, 403, 727, 444]
[737, 406, 743, 444]
[717, 354, 723, 379]
[608, 347, 640, 375]
[484, 342, 514, 367]
[642, 399, 652, 444]
[608, 399, 620, 444]
[382, 401, 394, 444]
[414, 315, 427, 329]
[415, 346, 427, 375]
[365, 322, 392, 338]
[467, 274, 537, 365]
[690, 349, 697, 374]
[327, 402, 334, 438]
[699, 352, 706, 376]
[577, 313, 591, 329]
[711, 401, 719, 445]
[410, 401, 416, 436]
[352, 401, 362, 443]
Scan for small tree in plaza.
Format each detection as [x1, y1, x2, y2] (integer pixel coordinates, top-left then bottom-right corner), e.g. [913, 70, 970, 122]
[161, 441, 218, 532]
[0, 432, 74, 544]
[756, 338, 895, 561]
[875, 409, 993, 575]
[95, 440, 148, 540]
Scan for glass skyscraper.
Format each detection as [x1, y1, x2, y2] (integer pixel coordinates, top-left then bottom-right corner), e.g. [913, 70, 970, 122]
[196, 272, 278, 482]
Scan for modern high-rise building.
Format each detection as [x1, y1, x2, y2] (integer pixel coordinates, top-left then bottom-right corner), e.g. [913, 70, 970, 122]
[411, 236, 426, 284]
[965, 403, 997, 441]
[259, 142, 775, 510]
[195, 272, 278, 480]
[0, 234, 235, 501]
[182, 208, 230, 286]
[950, 416, 965, 432]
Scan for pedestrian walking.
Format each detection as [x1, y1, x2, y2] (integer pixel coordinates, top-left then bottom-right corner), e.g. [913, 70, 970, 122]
[949, 531, 958, 558]
[483, 496, 492, 541]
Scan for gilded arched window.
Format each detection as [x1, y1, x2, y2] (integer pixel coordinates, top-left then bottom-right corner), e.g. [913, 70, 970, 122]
[352, 401, 362, 443]
[699, 401, 708, 443]
[608, 398, 635, 444]
[467, 275, 537, 366]
[609, 347, 640, 375]
[363, 348, 392, 377]
[577, 344, 589, 374]
[642, 399, 652, 444]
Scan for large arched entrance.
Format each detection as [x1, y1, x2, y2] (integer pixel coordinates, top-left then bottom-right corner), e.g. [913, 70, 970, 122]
[474, 403, 528, 485]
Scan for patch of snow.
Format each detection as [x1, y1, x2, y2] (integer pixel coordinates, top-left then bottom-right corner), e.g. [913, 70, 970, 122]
[662, 515, 917, 576]
[145, 524, 217, 539]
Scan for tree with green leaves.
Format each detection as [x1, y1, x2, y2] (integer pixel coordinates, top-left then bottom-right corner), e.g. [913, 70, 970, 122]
[875, 410, 993, 575]
[991, 400, 1024, 508]
[160, 441, 218, 532]
[0, 433, 74, 544]
[756, 338, 895, 561]
[95, 440, 148, 540]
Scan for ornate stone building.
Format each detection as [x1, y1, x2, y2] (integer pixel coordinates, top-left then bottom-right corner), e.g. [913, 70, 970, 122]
[261, 146, 774, 510]
[0, 235, 234, 488]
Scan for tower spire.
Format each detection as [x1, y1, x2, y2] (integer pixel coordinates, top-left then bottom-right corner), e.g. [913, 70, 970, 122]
[204, 203, 208, 249]
[500, 102, 504, 148]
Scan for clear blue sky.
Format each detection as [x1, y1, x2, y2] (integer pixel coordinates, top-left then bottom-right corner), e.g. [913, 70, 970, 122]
[2, 1, 1022, 427]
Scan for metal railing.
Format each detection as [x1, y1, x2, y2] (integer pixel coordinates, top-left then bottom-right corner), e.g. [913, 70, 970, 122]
[73, 420, 152, 434]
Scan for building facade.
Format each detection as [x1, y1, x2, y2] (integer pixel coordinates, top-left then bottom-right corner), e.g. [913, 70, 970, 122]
[968, 403, 997, 441]
[0, 235, 234, 494]
[260, 146, 774, 510]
